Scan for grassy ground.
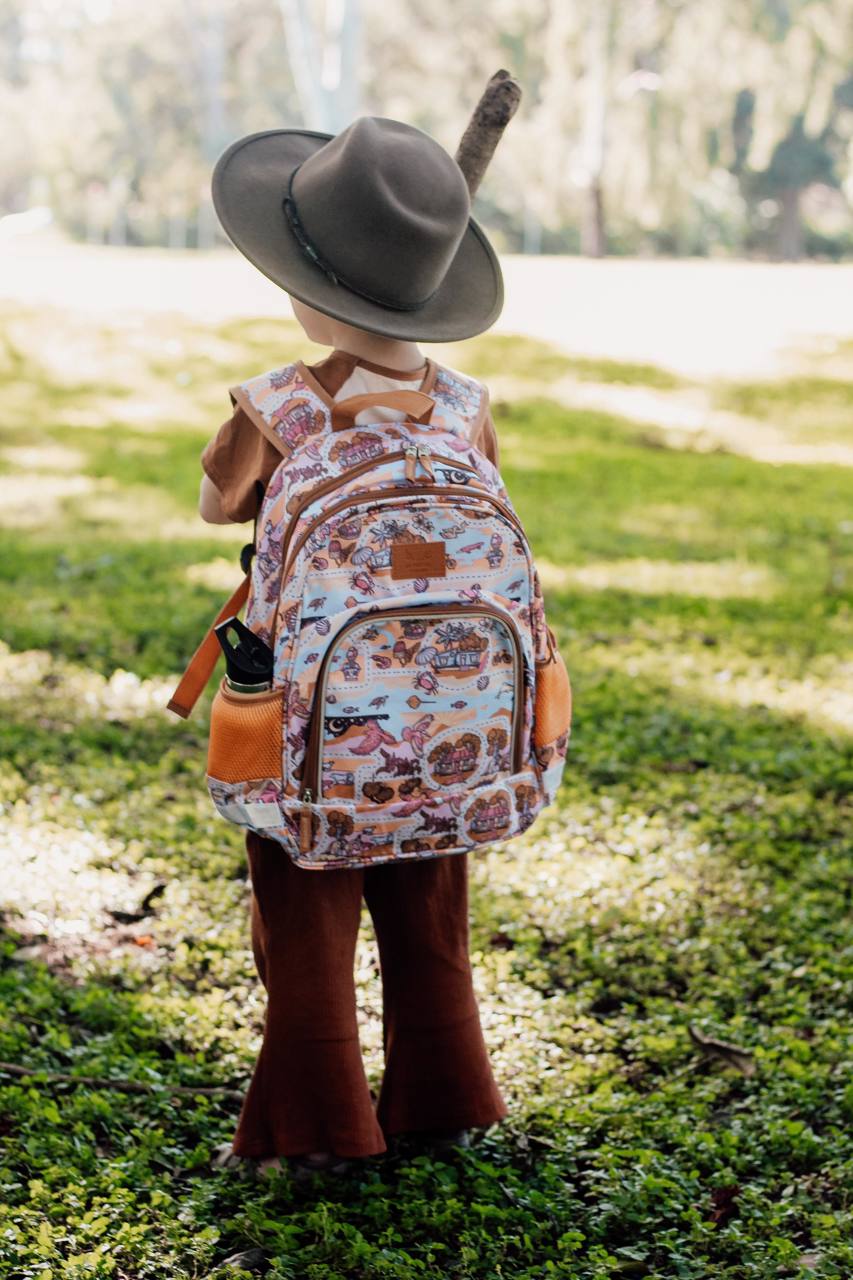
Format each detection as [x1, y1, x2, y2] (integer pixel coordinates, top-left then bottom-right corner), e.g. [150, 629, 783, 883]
[0, 305, 851, 1279]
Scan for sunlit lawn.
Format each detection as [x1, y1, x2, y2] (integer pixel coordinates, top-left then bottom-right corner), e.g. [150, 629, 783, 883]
[0, 302, 851, 1278]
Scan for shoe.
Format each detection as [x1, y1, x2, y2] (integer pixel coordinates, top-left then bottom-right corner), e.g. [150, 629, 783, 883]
[212, 1143, 350, 1181]
[418, 1127, 472, 1152]
[212, 1142, 245, 1172]
[286, 1151, 352, 1182]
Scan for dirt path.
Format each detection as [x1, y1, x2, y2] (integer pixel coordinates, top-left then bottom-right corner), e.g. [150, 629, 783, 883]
[3, 233, 852, 381]
[501, 375, 853, 467]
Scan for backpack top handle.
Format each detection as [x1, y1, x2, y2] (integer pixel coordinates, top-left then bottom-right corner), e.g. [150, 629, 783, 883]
[330, 390, 436, 432]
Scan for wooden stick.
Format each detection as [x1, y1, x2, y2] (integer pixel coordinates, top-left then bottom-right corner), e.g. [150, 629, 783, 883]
[0, 1059, 245, 1102]
[455, 69, 522, 197]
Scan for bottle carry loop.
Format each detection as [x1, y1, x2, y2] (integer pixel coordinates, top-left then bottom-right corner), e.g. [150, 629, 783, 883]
[167, 573, 251, 719]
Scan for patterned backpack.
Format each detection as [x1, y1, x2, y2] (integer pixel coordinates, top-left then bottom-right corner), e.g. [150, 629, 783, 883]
[168, 358, 572, 869]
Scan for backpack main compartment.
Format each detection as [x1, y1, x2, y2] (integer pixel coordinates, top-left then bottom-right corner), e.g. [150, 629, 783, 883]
[204, 362, 571, 868]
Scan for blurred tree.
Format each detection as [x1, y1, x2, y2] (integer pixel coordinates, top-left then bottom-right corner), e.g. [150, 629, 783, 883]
[725, 0, 853, 258]
[0, 0, 850, 258]
[278, 0, 361, 131]
[757, 115, 838, 258]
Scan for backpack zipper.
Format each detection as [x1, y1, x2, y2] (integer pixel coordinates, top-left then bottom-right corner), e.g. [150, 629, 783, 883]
[299, 789, 313, 853]
[404, 443, 434, 481]
[276, 448, 480, 578]
[284, 484, 525, 587]
[272, 484, 530, 659]
[300, 602, 525, 805]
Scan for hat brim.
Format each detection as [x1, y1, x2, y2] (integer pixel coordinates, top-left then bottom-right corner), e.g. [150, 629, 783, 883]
[211, 128, 503, 343]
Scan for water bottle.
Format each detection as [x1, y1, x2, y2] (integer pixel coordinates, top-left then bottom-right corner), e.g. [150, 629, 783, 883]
[214, 616, 275, 694]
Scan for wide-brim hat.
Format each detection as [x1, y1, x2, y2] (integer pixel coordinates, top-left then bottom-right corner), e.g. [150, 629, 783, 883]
[211, 116, 503, 342]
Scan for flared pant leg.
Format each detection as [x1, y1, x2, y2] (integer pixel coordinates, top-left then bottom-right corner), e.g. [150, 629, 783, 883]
[231, 833, 386, 1159]
[365, 851, 509, 1137]
[231, 835, 508, 1159]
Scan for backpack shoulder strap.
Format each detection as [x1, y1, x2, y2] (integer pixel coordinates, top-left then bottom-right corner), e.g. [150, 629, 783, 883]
[424, 360, 488, 442]
[229, 360, 333, 458]
[168, 362, 333, 720]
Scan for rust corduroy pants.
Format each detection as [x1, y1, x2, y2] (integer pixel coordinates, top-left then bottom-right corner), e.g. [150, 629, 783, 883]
[231, 832, 509, 1159]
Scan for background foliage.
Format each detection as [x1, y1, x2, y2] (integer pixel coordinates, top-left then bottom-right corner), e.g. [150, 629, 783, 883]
[1, 0, 852, 259]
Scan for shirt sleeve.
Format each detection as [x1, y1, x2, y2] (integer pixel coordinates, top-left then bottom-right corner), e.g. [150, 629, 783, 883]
[200, 405, 283, 523]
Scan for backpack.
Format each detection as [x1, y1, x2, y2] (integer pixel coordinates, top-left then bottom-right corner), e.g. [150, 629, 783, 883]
[168, 359, 572, 869]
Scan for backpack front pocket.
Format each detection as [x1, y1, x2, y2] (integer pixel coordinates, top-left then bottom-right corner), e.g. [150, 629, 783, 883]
[301, 604, 524, 806]
[207, 681, 283, 783]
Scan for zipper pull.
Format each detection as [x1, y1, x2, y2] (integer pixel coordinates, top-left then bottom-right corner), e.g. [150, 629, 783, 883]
[404, 445, 417, 482]
[300, 789, 313, 853]
[417, 444, 435, 481]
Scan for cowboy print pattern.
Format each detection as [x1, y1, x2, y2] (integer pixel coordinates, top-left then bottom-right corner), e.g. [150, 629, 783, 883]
[315, 611, 519, 804]
[251, 430, 506, 654]
[206, 360, 570, 868]
[283, 508, 537, 786]
[207, 758, 552, 870]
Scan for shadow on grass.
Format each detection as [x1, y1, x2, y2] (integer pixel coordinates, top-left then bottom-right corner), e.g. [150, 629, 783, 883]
[1, 316, 851, 1275]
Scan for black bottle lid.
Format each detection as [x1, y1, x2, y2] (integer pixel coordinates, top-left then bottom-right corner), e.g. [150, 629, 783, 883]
[214, 616, 274, 689]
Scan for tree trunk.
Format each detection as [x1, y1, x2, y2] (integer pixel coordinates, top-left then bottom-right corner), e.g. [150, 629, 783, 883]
[279, 0, 361, 132]
[580, 2, 611, 258]
[777, 186, 803, 261]
[322, 0, 362, 131]
[581, 180, 607, 257]
[278, 0, 329, 129]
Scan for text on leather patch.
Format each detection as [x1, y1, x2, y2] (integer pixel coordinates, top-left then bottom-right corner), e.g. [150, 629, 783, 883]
[390, 541, 447, 580]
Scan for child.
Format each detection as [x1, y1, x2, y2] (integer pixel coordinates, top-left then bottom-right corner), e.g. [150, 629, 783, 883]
[200, 116, 509, 1178]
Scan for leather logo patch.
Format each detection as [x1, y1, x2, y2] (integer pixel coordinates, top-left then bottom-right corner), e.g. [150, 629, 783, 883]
[391, 541, 446, 580]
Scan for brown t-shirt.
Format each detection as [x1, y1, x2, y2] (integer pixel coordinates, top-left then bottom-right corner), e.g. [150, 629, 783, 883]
[201, 349, 499, 523]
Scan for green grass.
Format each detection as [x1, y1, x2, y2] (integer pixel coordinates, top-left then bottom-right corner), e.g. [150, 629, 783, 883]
[0, 310, 851, 1278]
[715, 376, 853, 443]
[443, 332, 685, 388]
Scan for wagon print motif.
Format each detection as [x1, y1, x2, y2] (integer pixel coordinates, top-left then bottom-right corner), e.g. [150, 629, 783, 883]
[204, 358, 572, 868]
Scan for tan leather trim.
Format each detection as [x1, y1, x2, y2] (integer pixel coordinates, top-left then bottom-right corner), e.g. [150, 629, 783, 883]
[229, 386, 291, 458]
[167, 573, 251, 719]
[330, 389, 436, 431]
[390, 540, 447, 579]
[294, 359, 337, 408]
[420, 357, 438, 396]
[471, 380, 490, 444]
[533, 640, 572, 748]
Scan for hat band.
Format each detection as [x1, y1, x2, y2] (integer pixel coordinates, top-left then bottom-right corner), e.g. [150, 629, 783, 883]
[282, 165, 442, 314]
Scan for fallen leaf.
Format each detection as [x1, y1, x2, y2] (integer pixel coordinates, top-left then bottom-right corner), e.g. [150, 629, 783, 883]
[689, 1025, 756, 1076]
[220, 1248, 267, 1272]
[140, 881, 168, 912]
[489, 930, 514, 949]
[656, 758, 710, 773]
[710, 1184, 740, 1226]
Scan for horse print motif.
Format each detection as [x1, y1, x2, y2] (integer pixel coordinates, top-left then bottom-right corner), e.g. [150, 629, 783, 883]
[307, 611, 519, 804]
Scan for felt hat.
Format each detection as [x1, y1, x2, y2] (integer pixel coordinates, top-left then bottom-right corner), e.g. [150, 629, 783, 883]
[211, 116, 503, 342]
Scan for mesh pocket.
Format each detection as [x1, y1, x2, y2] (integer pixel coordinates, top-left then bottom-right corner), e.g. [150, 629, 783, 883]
[207, 682, 283, 783]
